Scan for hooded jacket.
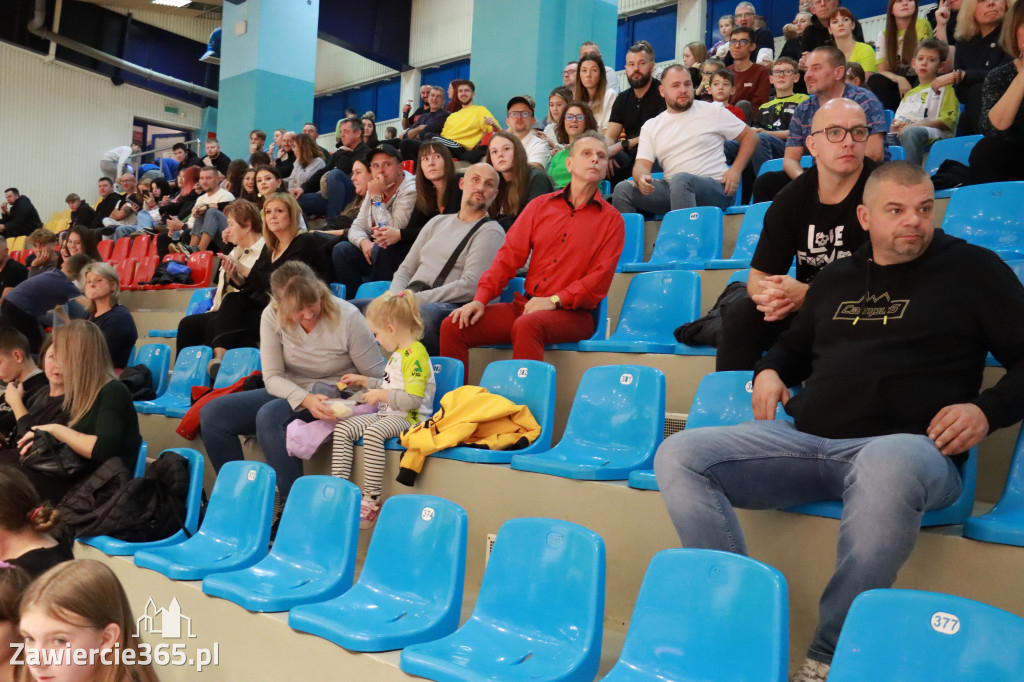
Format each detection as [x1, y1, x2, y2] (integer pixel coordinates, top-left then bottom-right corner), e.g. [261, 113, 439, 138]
[756, 230, 1024, 442]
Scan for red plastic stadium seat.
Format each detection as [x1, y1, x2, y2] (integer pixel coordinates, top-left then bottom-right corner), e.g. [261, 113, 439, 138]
[401, 160, 415, 174]
[11, 251, 28, 264]
[147, 238, 159, 258]
[168, 251, 214, 288]
[127, 234, 152, 261]
[97, 240, 113, 261]
[162, 253, 187, 263]
[128, 255, 159, 290]
[115, 258, 138, 288]
[108, 237, 131, 263]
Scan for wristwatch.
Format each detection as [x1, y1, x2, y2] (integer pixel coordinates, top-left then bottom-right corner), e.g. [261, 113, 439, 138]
[549, 295, 562, 309]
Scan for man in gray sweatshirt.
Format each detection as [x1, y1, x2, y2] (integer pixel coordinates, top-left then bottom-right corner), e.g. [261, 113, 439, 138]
[364, 163, 505, 354]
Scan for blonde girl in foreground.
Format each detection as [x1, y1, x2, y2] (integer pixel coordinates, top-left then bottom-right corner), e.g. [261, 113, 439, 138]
[332, 291, 436, 529]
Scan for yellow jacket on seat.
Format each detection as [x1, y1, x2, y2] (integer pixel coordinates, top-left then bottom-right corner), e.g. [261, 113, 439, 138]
[397, 385, 541, 485]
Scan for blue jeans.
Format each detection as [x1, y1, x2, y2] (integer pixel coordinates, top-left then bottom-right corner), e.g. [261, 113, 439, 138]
[724, 133, 785, 181]
[653, 419, 961, 663]
[199, 388, 318, 501]
[895, 126, 940, 166]
[297, 170, 354, 221]
[612, 172, 733, 216]
[353, 297, 457, 356]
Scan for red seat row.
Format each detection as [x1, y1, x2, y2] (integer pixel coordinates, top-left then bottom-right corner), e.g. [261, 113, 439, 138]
[115, 251, 215, 290]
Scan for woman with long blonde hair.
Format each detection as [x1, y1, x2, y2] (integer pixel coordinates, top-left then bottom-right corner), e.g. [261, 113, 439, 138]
[199, 261, 385, 513]
[15, 321, 142, 503]
[17, 560, 158, 682]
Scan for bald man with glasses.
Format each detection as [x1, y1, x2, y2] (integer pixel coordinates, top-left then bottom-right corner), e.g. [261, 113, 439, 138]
[717, 98, 877, 371]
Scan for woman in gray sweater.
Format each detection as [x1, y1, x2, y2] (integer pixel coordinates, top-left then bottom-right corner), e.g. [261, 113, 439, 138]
[199, 261, 385, 505]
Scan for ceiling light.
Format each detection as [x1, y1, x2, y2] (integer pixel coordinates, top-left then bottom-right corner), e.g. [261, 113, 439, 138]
[152, 0, 192, 7]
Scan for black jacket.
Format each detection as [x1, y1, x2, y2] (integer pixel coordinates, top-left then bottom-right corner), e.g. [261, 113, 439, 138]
[756, 231, 1024, 442]
[0, 196, 43, 237]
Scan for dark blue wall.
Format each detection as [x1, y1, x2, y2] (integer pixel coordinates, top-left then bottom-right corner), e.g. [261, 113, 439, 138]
[318, 0, 412, 71]
[617, 5, 678, 69]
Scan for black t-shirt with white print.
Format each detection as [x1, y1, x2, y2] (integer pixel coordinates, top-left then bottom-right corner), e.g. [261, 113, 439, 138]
[751, 159, 877, 284]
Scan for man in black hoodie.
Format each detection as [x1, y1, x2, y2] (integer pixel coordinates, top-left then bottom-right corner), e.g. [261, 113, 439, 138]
[655, 161, 1024, 682]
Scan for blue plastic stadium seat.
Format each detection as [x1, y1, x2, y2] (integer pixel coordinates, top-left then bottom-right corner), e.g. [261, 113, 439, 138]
[602, 549, 788, 682]
[79, 448, 205, 556]
[940, 181, 1024, 259]
[131, 343, 171, 397]
[133, 461, 275, 580]
[289, 495, 467, 651]
[379, 356, 464, 450]
[134, 345, 212, 415]
[329, 282, 347, 299]
[432, 360, 556, 463]
[888, 145, 905, 160]
[706, 202, 771, 269]
[511, 365, 664, 480]
[884, 109, 895, 128]
[788, 448, 977, 526]
[829, 589, 1024, 681]
[132, 441, 149, 478]
[202, 476, 360, 612]
[924, 134, 982, 176]
[628, 371, 790, 491]
[355, 280, 390, 299]
[400, 518, 605, 682]
[963, 428, 1024, 546]
[163, 347, 260, 418]
[599, 179, 611, 195]
[148, 288, 216, 338]
[126, 345, 136, 367]
[620, 206, 722, 271]
[617, 213, 644, 272]
[758, 155, 813, 176]
[500, 276, 526, 302]
[578, 271, 700, 353]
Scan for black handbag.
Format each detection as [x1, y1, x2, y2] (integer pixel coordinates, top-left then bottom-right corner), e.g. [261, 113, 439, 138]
[406, 217, 490, 293]
[19, 429, 89, 479]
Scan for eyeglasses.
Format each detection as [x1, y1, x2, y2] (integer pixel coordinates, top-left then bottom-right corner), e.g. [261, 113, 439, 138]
[508, 111, 533, 118]
[771, 69, 797, 76]
[729, 38, 752, 46]
[564, 114, 587, 122]
[735, 10, 755, 16]
[811, 125, 871, 143]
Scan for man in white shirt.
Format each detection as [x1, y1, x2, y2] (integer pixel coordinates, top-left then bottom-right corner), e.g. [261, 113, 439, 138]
[166, 165, 235, 253]
[612, 64, 758, 215]
[505, 97, 551, 170]
[100, 142, 141, 181]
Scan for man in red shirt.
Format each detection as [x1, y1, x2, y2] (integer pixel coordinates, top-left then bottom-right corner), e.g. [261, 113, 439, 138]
[440, 131, 624, 377]
[728, 26, 771, 120]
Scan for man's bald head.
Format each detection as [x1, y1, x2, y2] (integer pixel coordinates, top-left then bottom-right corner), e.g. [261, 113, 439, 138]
[862, 160, 931, 209]
[806, 98, 870, 178]
[811, 97, 866, 130]
[460, 162, 500, 211]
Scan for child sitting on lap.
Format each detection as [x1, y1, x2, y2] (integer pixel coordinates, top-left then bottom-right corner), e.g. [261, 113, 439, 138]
[332, 290, 435, 529]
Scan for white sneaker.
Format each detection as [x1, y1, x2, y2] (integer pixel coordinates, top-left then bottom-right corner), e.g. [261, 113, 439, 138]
[791, 658, 830, 682]
[360, 496, 382, 530]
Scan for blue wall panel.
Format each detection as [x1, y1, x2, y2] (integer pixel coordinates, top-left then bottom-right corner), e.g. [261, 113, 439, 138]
[616, 5, 677, 69]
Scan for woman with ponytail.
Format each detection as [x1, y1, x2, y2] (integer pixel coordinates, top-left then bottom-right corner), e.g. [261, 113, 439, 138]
[0, 467, 72, 578]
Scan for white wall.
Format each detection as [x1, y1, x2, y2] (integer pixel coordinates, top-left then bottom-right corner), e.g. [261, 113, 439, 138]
[0, 42, 202, 219]
[409, 0, 473, 68]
